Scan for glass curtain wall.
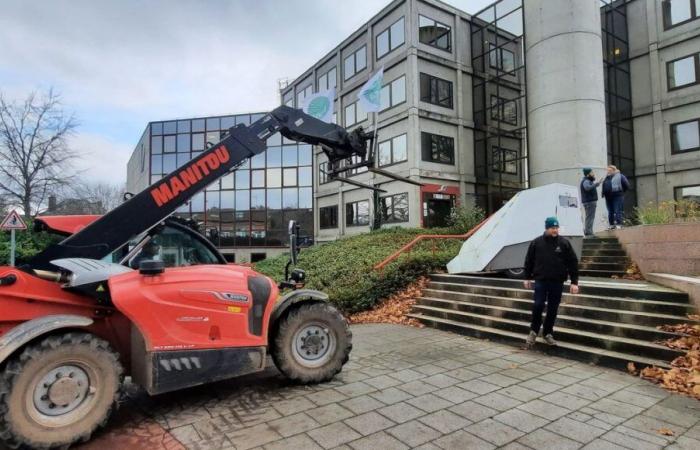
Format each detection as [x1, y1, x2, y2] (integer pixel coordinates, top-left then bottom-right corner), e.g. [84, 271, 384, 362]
[148, 113, 314, 249]
[601, 0, 637, 213]
[471, 0, 528, 213]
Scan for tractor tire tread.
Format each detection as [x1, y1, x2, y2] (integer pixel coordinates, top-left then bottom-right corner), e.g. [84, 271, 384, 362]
[0, 332, 123, 450]
[272, 302, 352, 384]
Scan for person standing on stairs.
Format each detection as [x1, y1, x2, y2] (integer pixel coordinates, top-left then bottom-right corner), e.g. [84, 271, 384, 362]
[601, 165, 630, 229]
[580, 168, 602, 237]
[523, 217, 580, 347]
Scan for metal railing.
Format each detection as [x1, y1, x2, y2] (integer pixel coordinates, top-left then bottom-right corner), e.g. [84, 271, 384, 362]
[373, 218, 489, 271]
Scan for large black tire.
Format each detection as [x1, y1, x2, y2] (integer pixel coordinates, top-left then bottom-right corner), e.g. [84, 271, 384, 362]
[0, 333, 123, 450]
[503, 267, 527, 279]
[271, 302, 352, 384]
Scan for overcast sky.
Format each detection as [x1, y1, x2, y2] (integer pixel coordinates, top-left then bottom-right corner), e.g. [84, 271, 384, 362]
[0, 0, 494, 185]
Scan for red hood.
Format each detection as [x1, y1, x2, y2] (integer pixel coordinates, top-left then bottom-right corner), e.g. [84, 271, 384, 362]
[34, 215, 102, 235]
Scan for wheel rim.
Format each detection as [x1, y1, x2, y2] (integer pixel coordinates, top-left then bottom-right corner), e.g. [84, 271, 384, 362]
[291, 322, 337, 368]
[509, 268, 525, 275]
[26, 361, 99, 427]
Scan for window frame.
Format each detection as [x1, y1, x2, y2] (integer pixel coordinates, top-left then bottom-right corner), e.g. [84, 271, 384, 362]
[380, 75, 407, 112]
[379, 192, 410, 224]
[344, 100, 368, 127]
[317, 66, 337, 91]
[670, 117, 700, 154]
[319, 205, 339, 229]
[488, 43, 517, 74]
[345, 200, 370, 227]
[492, 147, 519, 175]
[343, 45, 367, 81]
[662, 0, 700, 30]
[418, 14, 452, 53]
[421, 132, 455, 165]
[666, 53, 700, 91]
[376, 16, 405, 60]
[419, 73, 454, 109]
[490, 95, 518, 126]
[674, 183, 700, 202]
[377, 133, 408, 167]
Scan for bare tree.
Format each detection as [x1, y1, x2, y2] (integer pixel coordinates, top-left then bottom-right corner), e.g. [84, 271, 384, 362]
[71, 181, 126, 214]
[0, 89, 78, 218]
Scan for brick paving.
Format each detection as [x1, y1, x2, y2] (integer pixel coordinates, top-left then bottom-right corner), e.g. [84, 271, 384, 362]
[81, 324, 700, 450]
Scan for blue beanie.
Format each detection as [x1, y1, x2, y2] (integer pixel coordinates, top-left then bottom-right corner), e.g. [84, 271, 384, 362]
[583, 167, 592, 176]
[545, 216, 560, 229]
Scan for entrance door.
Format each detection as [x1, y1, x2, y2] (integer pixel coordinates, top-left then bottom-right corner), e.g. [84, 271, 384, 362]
[425, 198, 452, 228]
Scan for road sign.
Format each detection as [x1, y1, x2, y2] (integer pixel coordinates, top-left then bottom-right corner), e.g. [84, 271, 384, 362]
[1, 210, 27, 230]
[2, 210, 27, 267]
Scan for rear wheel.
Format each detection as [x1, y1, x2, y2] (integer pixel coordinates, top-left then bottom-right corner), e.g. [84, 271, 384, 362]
[504, 267, 527, 279]
[271, 302, 352, 384]
[0, 333, 123, 449]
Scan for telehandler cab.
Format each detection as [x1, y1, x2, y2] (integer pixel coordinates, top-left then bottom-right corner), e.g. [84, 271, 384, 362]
[0, 106, 373, 449]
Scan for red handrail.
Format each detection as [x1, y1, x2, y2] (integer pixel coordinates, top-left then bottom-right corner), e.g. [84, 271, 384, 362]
[373, 217, 489, 271]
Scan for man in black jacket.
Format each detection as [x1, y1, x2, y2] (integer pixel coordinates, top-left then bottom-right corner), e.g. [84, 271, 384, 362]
[523, 216, 579, 346]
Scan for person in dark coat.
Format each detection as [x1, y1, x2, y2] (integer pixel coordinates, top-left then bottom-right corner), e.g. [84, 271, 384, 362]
[580, 168, 602, 236]
[601, 165, 630, 229]
[523, 217, 579, 346]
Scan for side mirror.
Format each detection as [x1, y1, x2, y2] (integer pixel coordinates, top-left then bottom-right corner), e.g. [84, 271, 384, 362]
[139, 260, 165, 276]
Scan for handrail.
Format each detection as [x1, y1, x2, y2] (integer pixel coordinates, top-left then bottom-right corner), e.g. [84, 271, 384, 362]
[373, 217, 489, 271]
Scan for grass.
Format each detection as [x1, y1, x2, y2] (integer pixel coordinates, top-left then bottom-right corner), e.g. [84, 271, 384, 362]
[634, 200, 700, 225]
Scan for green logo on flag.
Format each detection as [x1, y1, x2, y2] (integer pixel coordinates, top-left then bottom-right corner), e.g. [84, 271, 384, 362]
[362, 78, 382, 107]
[307, 96, 331, 120]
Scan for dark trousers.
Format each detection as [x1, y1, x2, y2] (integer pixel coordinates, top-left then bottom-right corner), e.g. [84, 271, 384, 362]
[605, 194, 624, 226]
[583, 202, 596, 236]
[531, 281, 564, 336]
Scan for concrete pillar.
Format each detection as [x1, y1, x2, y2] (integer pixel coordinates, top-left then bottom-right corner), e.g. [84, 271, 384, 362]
[524, 0, 608, 189]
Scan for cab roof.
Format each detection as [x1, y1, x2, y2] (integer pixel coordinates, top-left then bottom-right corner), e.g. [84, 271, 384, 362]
[34, 215, 101, 236]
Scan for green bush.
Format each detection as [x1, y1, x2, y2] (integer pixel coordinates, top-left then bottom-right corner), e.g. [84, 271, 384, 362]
[446, 204, 486, 234]
[255, 227, 464, 313]
[635, 200, 700, 225]
[0, 230, 61, 265]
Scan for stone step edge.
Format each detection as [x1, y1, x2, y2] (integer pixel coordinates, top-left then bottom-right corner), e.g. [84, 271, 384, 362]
[408, 313, 672, 370]
[411, 304, 685, 355]
[416, 295, 683, 337]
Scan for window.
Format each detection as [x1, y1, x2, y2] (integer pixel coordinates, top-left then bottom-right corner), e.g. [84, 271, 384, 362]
[489, 44, 516, 73]
[662, 0, 700, 29]
[296, 85, 313, 107]
[346, 200, 370, 226]
[490, 96, 518, 125]
[127, 225, 220, 269]
[380, 76, 406, 111]
[377, 134, 407, 166]
[319, 205, 338, 229]
[674, 184, 700, 205]
[380, 193, 409, 223]
[492, 148, 518, 174]
[318, 67, 337, 91]
[376, 17, 405, 59]
[343, 46, 367, 81]
[419, 73, 453, 108]
[344, 101, 368, 127]
[667, 53, 699, 90]
[421, 132, 454, 164]
[251, 253, 267, 263]
[671, 118, 700, 153]
[319, 161, 331, 184]
[283, 91, 294, 107]
[419, 15, 451, 52]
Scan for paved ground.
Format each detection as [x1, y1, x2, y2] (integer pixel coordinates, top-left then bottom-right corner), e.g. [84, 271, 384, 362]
[79, 324, 700, 450]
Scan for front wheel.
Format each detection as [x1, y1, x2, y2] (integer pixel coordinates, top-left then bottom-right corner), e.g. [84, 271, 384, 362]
[271, 302, 352, 384]
[0, 333, 123, 450]
[503, 267, 527, 279]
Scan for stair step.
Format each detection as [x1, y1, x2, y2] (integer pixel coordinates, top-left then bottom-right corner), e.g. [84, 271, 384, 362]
[583, 243, 623, 250]
[410, 305, 683, 361]
[579, 269, 628, 277]
[579, 262, 629, 271]
[421, 288, 696, 322]
[416, 295, 683, 341]
[430, 274, 690, 302]
[408, 313, 672, 370]
[582, 249, 628, 257]
[580, 255, 630, 264]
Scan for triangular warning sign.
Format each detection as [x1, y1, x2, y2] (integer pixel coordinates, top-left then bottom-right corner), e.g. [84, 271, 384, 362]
[0, 210, 27, 230]
[96, 284, 105, 292]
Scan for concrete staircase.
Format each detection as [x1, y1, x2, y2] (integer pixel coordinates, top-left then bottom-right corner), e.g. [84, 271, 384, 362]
[409, 236, 698, 370]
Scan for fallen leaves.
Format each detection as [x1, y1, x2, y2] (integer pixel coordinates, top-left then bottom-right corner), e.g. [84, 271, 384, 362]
[641, 326, 700, 399]
[347, 277, 428, 327]
[611, 262, 644, 281]
[627, 362, 637, 375]
[656, 428, 675, 436]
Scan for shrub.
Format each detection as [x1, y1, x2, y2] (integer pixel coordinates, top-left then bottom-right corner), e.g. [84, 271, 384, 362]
[446, 205, 486, 234]
[0, 230, 61, 265]
[254, 227, 464, 313]
[635, 200, 700, 225]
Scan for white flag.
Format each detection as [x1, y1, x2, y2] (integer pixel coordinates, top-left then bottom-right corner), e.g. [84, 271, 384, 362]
[357, 67, 384, 113]
[302, 87, 336, 123]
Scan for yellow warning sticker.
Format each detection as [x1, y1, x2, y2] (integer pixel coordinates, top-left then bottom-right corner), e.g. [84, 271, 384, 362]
[227, 306, 242, 313]
[96, 284, 105, 292]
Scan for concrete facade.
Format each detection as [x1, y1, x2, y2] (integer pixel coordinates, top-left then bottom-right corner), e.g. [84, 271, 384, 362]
[524, 0, 609, 188]
[625, 0, 700, 206]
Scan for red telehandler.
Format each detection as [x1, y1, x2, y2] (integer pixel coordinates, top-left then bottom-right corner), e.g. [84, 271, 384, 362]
[0, 106, 373, 449]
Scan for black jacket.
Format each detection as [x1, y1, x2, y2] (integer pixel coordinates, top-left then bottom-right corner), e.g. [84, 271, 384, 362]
[524, 233, 579, 285]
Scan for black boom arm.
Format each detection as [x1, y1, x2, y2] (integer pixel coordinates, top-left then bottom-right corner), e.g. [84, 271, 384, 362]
[30, 106, 371, 269]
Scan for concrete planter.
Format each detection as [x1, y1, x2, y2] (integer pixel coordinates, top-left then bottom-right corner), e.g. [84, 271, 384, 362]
[612, 222, 700, 277]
